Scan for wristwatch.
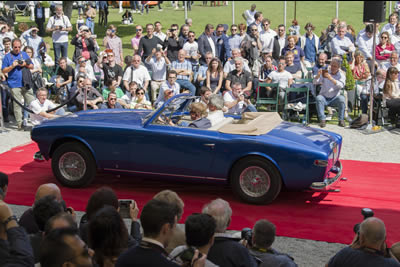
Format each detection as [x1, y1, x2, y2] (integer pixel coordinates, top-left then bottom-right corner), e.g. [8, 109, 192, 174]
[3, 215, 17, 227]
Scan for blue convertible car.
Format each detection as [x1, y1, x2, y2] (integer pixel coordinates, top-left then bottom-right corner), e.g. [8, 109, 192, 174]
[31, 94, 343, 204]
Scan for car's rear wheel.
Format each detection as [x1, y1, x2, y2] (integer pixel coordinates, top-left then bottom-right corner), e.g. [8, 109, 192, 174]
[51, 142, 96, 187]
[231, 157, 282, 204]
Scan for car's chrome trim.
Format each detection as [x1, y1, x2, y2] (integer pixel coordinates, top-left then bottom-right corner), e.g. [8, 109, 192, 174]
[310, 160, 343, 191]
[103, 168, 226, 181]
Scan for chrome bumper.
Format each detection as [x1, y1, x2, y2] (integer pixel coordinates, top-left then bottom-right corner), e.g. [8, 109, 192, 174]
[310, 160, 343, 191]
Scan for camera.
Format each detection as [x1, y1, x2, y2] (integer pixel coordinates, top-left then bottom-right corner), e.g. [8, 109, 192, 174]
[353, 208, 374, 234]
[18, 59, 24, 65]
[180, 247, 203, 263]
[119, 199, 132, 219]
[241, 227, 253, 246]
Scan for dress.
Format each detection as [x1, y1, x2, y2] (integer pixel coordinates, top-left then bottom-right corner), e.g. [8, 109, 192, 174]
[209, 71, 221, 90]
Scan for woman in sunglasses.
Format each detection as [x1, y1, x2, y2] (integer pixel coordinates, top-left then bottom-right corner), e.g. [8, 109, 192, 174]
[130, 88, 152, 110]
[71, 25, 98, 66]
[376, 31, 395, 68]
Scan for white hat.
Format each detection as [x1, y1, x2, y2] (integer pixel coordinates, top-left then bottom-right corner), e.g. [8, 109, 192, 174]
[79, 25, 89, 32]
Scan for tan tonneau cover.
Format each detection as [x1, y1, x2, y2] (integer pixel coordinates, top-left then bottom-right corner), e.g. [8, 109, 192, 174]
[218, 112, 282, 136]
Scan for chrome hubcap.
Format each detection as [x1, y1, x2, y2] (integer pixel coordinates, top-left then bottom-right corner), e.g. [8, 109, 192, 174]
[59, 152, 86, 181]
[239, 166, 270, 197]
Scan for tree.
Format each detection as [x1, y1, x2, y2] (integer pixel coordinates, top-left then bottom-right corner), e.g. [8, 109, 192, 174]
[342, 54, 355, 91]
[63, 1, 73, 19]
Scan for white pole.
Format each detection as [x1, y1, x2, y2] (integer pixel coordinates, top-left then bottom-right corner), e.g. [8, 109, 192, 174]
[284, 1, 287, 28]
[336, 1, 339, 18]
[184, 1, 187, 20]
[390, 1, 392, 15]
[232, 1, 235, 24]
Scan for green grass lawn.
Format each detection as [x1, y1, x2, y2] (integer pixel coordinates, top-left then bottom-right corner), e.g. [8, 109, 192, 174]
[14, 1, 395, 60]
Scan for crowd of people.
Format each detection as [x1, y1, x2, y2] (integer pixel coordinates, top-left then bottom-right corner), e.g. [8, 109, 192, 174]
[1, 172, 400, 267]
[1, 2, 400, 130]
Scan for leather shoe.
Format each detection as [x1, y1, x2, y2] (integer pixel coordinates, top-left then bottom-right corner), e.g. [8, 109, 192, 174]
[18, 124, 32, 131]
[338, 120, 345, 127]
[319, 120, 326, 128]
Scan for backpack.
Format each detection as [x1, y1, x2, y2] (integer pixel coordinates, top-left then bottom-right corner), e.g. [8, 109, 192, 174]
[350, 114, 369, 129]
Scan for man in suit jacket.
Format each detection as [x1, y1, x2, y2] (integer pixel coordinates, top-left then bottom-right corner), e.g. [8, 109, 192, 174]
[214, 24, 232, 64]
[34, 2, 46, 37]
[197, 24, 217, 66]
[272, 24, 288, 62]
[116, 199, 206, 267]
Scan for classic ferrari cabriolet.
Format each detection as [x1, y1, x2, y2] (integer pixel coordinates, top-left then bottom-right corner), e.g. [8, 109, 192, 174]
[31, 94, 343, 204]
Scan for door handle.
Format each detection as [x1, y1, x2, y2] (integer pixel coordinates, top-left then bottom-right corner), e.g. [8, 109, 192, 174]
[204, 143, 215, 148]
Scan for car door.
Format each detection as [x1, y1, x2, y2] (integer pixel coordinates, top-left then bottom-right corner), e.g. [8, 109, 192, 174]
[129, 124, 221, 179]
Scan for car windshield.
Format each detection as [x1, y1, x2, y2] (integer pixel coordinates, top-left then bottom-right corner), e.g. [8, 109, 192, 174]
[142, 94, 198, 124]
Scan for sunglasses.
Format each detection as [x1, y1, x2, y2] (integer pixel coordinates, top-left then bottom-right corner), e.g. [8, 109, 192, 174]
[251, 29, 258, 31]
[79, 60, 86, 63]
[137, 92, 144, 95]
[263, 24, 269, 26]
[109, 97, 117, 100]
[231, 28, 238, 31]
[78, 80, 85, 83]
[382, 36, 388, 39]
[136, 29, 142, 31]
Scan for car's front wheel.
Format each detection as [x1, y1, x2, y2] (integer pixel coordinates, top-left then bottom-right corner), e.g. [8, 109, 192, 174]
[231, 157, 282, 204]
[51, 142, 96, 187]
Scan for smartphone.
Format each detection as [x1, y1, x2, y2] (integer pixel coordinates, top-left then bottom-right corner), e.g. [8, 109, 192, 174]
[119, 199, 132, 219]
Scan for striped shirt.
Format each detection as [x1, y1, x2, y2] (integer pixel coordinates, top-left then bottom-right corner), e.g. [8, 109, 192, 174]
[171, 59, 192, 80]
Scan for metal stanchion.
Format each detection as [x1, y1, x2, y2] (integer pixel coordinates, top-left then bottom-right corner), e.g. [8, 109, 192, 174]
[0, 86, 8, 133]
[84, 86, 88, 111]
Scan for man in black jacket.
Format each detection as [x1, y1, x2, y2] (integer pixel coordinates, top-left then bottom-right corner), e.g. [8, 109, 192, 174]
[116, 199, 206, 267]
[0, 199, 34, 267]
[203, 198, 258, 267]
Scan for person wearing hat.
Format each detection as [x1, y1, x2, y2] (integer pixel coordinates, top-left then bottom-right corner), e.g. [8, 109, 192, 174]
[20, 26, 45, 61]
[71, 25, 98, 66]
[298, 22, 320, 67]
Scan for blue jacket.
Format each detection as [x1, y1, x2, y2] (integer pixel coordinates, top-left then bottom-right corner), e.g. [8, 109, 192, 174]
[214, 33, 232, 64]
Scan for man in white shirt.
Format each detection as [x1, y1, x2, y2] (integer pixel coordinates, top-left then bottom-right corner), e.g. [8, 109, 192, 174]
[224, 82, 257, 114]
[313, 59, 346, 127]
[266, 57, 293, 102]
[259, 18, 276, 55]
[29, 88, 65, 125]
[382, 51, 400, 72]
[123, 55, 151, 97]
[154, 21, 166, 42]
[45, 5, 72, 67]
[154, 70, 180, 108]
[242, 4, 257, 27]
[145, 48, 171, 103]
[223, 48, 251, 78]
[207, 94, 225, 126]
[391, 23, 400, 55]
[357, 24, 378, 67]
[330, 25, 355, 58]
[382, 13, 398, 36]
[183, 31, 200, 67]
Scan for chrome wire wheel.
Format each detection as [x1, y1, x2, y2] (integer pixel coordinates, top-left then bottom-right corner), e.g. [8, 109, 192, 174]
[58, 152, 87, 181]
[239, 166, 271, 198]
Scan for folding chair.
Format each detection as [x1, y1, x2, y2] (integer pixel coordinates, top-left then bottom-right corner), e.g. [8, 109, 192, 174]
[284, 86, 310, 124]
[256, 83, 280, 112]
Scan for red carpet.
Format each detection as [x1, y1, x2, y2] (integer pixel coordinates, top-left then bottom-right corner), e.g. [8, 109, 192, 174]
[2, 142, 400, 245]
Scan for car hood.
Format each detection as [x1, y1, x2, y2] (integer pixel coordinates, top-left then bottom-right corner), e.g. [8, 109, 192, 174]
[265, 122, 341, 153]
[38, 109, 152, 128]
